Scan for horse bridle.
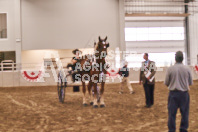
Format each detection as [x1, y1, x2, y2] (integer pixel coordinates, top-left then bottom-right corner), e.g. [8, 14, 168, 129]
[95, 40, 109, 57]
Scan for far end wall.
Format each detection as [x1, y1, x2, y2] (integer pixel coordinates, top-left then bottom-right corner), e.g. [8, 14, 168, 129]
[21, 0, 120, 50]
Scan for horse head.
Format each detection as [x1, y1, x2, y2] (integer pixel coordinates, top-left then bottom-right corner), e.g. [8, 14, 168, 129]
[95, 36, 110, 58]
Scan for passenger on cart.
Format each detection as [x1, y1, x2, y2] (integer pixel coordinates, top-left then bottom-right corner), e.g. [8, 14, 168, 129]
[67, 49, 82, 82]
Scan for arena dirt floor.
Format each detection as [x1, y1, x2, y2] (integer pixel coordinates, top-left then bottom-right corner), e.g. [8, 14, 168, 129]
[0, 81, 198, 132]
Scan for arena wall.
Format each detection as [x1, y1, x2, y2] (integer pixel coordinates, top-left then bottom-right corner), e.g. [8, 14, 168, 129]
[21, 48, 97, 65]
[0, 66, 197, 87]
[1, 0, 198, 65]
[21, 0, 120, 50]
[1, 0, 198, 86]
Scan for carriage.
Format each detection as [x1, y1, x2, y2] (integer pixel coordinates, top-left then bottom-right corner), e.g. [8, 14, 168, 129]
[57, 69, 100, 104]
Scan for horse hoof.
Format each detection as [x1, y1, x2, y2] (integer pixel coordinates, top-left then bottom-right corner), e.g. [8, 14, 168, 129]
[100, 104, 105, 108]
[93, 105, 98, 108]
[90, 102, 93, 105]
[83, 104, 88, 107]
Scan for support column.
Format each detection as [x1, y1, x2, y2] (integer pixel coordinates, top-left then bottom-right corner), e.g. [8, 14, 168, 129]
[119, 0, 126, 61]
[14, 0, 22, 69]
[184, 0, 190, 65]
[189, 13, 198, 66]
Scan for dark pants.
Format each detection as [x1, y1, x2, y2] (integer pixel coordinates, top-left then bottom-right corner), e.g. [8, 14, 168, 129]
[143, 81, 155, 106]
[168, 91, 190, 132]
[72, 73, 76, 82]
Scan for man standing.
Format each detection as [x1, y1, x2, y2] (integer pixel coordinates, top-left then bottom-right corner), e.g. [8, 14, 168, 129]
[139, 53, 156, 108]
[165, 51, 193, 132]
[118, 61, 134, 94]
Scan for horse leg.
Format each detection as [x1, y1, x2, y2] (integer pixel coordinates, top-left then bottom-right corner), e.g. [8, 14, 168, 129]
[93, 83, 98, 108]
[82, 81, 87, 106]
[88, 82, 94, 105]
[100, 81, 105, 108]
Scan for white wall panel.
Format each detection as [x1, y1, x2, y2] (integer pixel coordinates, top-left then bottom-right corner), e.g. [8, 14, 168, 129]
[125, 47, 184, 53]
[125, 20, 185, 53]
[126, 40, 184, 53]
[126, 21, 184, 27]
[0, 71, 2, 87]
[2, 71, 14, 87]
[21, 0, 120, 50]
[189, 13, 198, 65]
[0, 0, 16, 51]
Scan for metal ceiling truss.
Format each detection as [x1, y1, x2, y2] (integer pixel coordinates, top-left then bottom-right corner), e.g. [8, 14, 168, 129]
[125, 0, 198, 16]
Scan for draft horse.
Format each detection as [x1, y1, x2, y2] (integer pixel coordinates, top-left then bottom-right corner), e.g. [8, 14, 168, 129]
[80, 36, 109, 108]
[69, 36, 109, 108]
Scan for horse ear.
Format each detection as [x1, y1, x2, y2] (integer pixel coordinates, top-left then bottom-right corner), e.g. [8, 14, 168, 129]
[99, 36, 101, 41]
[104, 36, 107, 41]
[94, 41, 96, 46]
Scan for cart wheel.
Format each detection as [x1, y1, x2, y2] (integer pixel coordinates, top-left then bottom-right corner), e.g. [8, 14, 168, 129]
[57, 73, 66, 103]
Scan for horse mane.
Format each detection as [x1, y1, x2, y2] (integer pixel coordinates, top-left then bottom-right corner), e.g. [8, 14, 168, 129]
[78, 54, 93, 62]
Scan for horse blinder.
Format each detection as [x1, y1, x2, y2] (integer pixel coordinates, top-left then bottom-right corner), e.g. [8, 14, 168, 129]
[106, 43, 109, 48]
